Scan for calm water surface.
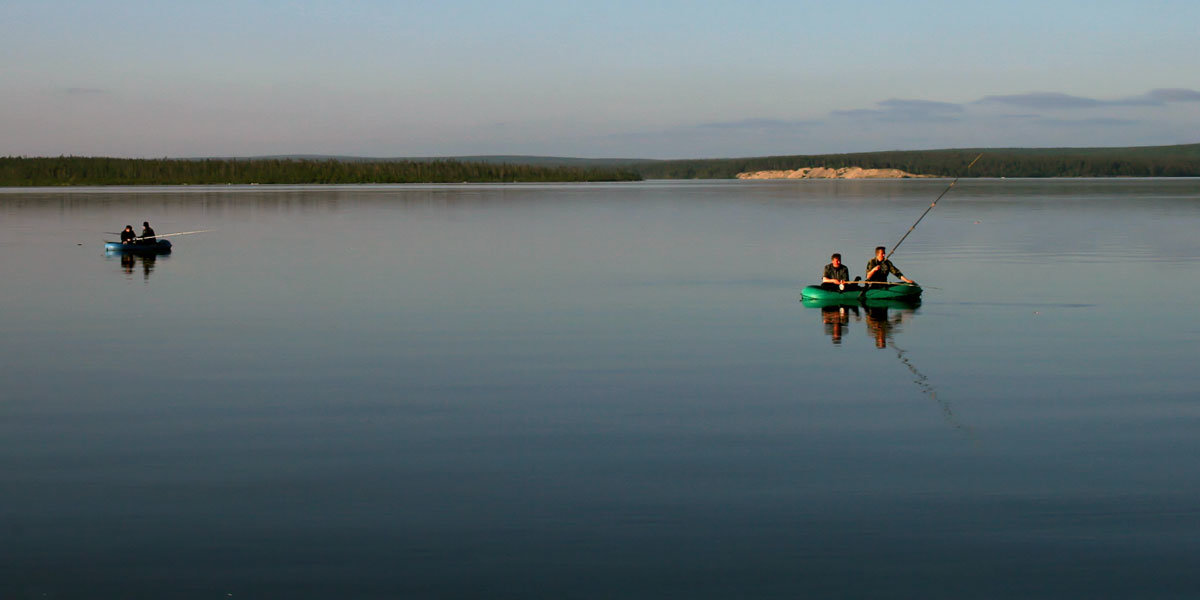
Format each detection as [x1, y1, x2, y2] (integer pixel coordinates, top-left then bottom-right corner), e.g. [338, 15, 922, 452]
[2, 179, 1199, 598]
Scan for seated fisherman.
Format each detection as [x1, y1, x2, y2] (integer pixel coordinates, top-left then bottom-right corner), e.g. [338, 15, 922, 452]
[865, 246, 914, 284]
[139, 221, 157, 245]
[120, 225, 137, 244]
[821, 253, 857, 290]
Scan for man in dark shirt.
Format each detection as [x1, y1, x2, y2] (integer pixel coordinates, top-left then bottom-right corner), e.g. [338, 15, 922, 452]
[120, 225, 137, 244]
[821, 253, 853, 290]
[865, 246, 914, 284]
[139, 221, 157, 245]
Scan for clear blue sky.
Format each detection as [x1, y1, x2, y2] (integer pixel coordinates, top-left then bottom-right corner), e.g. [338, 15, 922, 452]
[2, 0, 1198, 158]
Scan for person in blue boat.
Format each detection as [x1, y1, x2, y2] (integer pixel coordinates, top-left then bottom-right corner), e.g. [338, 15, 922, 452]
[120, 225, 137, 245]
[865, 246, 914, 284]
[821, 253, 860, 291]
[139, 221, 156, 246]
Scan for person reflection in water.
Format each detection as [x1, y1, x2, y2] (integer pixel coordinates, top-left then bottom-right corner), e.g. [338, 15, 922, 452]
[863, 303, 918, 349]
[140, 254, 157, 278]
[821, 304, 858, 345]
[119, 253, 158, 280]
[864, 306, 892, 348]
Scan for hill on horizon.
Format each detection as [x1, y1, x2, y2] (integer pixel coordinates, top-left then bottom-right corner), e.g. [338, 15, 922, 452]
[220, 142, 1200, 178]
[222, 142, 1200, 164]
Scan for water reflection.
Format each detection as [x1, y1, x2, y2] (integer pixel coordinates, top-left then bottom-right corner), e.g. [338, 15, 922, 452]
[863, 301, 918, 349]
[804, 297, 971, 434]
[892, 340, 973, 435]
[804, 298, 920, 348]
[819, 304, 858, 345]
[109, 251, 166, 280]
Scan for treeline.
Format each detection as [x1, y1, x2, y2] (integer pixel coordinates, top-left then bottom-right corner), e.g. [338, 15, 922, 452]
[630, 145, 1200, 179]
[7, 144, 1199, 184]
[0, 156, 642, 186]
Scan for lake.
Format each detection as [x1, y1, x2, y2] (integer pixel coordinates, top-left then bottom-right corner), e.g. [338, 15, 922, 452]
[2, 179, 1199, 598]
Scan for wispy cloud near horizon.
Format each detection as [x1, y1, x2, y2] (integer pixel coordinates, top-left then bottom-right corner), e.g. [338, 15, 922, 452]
[693, 118, 815, 132]
[977, 88, 1200, 109]
[585, 87, 1200, 158]
[832, 99, 964, 122]
[60, 87, 108, 95]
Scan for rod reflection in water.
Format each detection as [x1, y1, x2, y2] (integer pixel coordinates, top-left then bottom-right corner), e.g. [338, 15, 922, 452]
[807, 298, 973, 436]
[891, 341, 973, 436]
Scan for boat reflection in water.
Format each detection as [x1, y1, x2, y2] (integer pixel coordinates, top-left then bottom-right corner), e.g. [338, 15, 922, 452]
[803, 297, 920, 348]
[109, 250, 167, 280]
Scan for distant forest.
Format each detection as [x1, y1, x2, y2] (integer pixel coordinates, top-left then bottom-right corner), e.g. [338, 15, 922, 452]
[629, 144, 1200, 179]
[4, 143, 1200, 185]
[0, 157, 642, 186]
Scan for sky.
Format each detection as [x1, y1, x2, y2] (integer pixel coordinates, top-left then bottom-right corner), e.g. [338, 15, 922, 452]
[2, 0, 1198, 159]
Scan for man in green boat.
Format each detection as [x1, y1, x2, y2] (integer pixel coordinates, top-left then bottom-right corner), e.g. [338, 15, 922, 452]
[821, 253, 857, 291]
[866, 246, 914, 285]
[119, 225, 137, 245]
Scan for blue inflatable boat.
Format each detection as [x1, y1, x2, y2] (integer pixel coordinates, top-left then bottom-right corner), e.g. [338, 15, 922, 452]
[105, 240, 173, 254]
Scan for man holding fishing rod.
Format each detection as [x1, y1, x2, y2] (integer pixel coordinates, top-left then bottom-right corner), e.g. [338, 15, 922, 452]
[139, 221, 156, 245]
[865, 246, 914, 284]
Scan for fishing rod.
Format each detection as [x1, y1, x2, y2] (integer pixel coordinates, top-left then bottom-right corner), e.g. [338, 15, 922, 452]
[886, 153, 983, 260]
[136, 229, 211, 240]
[109, 229, 212, 241]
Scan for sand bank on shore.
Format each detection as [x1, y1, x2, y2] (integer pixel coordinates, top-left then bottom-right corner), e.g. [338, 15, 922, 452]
[737, 167, 932, 179]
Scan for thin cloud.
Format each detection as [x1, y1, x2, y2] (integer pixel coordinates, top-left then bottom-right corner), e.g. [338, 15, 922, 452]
[977, 92, 1103, 109]
[610, 118, 813, 140]
[831, 98, 963, 122]
[879, 99, 962, 113]
[1035, 116, 1141, 126]
[978, 88, 1200, 109]
[598, 119, 817, 158]
[61, 87, 108, 95]
[1145, 88, 1200, 103]
[693, 118, 814, 132]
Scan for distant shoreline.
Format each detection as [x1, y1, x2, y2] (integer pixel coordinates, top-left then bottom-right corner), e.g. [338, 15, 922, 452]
[4, 142, 1199, 184]
[0, 157, 642, 187]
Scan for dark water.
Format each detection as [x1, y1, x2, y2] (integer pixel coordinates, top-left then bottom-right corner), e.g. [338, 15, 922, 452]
[2, 179, 1199, 598]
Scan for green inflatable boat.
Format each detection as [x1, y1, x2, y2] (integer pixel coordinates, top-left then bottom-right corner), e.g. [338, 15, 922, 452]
[800, 282, 922, 302]
[801, 296, 922, 310]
